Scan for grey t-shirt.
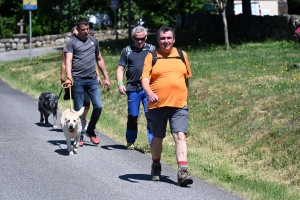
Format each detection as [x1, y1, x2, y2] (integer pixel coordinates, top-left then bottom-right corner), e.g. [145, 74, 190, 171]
[65, 35, 100, 78]
[118, 43, 155, 91]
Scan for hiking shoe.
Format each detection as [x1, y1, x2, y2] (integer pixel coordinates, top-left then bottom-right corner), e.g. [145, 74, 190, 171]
[151, 163, 161, 181]
[87, 131, 100, 144]
[177, 167, 193, 186]
[127, 143, 135, 150]
[79, 137, 84, 147]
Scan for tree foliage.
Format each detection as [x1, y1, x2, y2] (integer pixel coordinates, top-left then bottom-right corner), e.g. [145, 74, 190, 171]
[0, 0, 205, 38]
[137, 0, 205, 28]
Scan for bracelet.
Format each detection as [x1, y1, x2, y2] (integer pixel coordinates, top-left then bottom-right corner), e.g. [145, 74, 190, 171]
[117, 81, 123, 86]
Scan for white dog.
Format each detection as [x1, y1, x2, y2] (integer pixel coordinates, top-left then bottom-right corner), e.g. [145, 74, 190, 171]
[60, 107, 85, 155]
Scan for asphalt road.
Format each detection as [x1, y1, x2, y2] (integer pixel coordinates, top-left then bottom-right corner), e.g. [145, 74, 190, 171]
[0, 46, 64, 62]
[0, 48, 244, 200]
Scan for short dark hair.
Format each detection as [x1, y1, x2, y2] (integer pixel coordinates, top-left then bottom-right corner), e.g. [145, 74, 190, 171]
[76, 18, 89, 28]
[156, 26, 175, 39]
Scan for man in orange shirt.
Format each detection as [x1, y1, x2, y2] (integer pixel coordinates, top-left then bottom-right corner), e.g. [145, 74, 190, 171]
[140, 26, 193, 187]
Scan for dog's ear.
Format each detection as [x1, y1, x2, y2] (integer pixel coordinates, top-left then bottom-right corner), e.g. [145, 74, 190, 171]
[44, 95, 51, 104]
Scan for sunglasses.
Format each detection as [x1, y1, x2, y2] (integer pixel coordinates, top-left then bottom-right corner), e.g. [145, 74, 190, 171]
[133, 36, 146, 41]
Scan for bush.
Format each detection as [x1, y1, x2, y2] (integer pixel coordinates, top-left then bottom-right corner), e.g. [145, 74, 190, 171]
[0, 16, 15, 38]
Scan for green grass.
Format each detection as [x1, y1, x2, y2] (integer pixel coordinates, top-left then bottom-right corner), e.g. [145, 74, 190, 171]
[1, 37, 300, 199]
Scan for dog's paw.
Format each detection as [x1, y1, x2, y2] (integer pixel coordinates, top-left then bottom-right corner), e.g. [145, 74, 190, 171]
[52, 125, 58, 129]
[69, 151, 74, 155]
[45, 123, 52, 127]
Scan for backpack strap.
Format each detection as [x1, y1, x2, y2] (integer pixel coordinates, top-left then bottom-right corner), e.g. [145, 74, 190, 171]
[149, 44, 156, 51]
[150, 48, 188, 75]
[125, 45, 132, 66]
[151, 50, 158, 67]
[123, 45, 132, 75]
[177, 48, 186, 66]
[177, 48, 188, 75]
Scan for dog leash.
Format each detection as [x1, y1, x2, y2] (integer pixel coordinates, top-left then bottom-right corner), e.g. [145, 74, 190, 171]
[62, 77, 74, 111]
[58, 87, 63, 99]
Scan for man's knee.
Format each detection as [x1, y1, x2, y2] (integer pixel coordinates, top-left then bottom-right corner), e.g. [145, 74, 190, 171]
[92, 99, 103, 109]
[127, 115, 138, 130]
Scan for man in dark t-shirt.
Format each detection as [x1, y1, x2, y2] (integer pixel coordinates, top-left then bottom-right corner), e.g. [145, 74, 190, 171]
[116, 26, 155, 150]
[64, 18, 111, 145]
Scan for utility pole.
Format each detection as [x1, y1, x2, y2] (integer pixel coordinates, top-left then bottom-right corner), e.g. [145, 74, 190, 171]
[128, 0, 131, 39]
[23, 0, 38, 61]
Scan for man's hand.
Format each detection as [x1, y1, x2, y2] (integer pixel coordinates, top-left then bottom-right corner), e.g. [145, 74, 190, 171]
[118, 84, 126, 95]
[103, 79, 111, 91]
[148, 92, 159, 103]
[62, 77, 73, 88]
[97, 76, 103, 86]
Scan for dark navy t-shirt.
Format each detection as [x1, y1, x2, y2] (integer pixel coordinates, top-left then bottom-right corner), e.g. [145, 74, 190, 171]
[118, 43, 155, 91]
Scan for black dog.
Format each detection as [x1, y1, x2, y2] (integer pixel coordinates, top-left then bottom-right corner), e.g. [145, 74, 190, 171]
[38, 92, 58, 128]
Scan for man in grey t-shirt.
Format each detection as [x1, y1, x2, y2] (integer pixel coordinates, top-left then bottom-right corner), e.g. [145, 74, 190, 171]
[64, 18, 111, 145]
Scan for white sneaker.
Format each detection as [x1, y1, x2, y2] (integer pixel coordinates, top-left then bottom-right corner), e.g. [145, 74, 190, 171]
[84, 122, 88, 131]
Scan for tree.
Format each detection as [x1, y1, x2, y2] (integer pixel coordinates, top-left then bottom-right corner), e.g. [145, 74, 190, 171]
[288, 0, 300, 14]
[0, 0, 205, 37]
[213, 0, 230, 50]
[137, 0, 205, 28]
[242, 0, 251, 15]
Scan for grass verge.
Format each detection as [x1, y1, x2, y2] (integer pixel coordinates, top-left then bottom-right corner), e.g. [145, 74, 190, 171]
[0, 39, 300, 199]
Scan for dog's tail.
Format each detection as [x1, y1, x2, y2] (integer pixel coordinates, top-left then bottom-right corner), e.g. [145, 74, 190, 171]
[76, 107, 85, 117]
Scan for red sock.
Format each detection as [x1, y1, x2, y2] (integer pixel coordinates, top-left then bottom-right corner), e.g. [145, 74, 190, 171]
[178, 161, 188, 168]
[152, 158, 160, 163]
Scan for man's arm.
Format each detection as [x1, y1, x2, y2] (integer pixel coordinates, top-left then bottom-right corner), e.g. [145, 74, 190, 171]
[96, 51, 111, 90]
[116, 65, 126, 95]
[95, 64, 103, 85]
[141, 78, 158, 103]
[65, 52, 73, 84]
[61, 48, 66, 84]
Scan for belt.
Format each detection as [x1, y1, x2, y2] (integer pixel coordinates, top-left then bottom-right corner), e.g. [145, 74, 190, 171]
[74, 76, 95, 79]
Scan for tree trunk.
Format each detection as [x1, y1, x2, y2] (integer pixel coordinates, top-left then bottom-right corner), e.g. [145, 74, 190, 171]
[226, 0, 234, 16]
[222, 10, 230, 50]
[242, 0, 251, 15]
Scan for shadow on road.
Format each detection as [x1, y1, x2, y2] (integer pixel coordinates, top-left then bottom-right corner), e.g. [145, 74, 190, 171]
[101, 144, 127, 150]
[119, 174, 179, 186]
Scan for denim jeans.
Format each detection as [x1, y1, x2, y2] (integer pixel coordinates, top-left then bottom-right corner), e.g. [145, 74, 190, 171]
[126, 90, 153, 144]
[72, 77, 102, 134]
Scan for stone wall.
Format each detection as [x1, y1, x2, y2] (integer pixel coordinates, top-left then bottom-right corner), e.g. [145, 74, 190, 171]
[0, 29, 128, 52]
[180, 14, 300, 41]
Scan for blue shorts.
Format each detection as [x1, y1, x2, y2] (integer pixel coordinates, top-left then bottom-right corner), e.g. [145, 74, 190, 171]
[148, 106, 189, 138]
